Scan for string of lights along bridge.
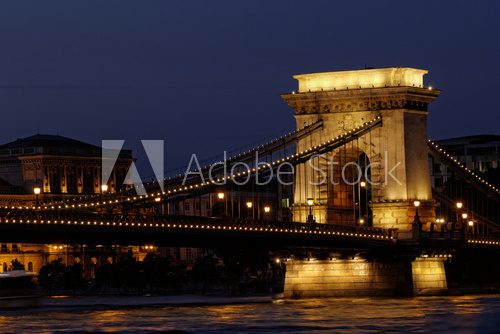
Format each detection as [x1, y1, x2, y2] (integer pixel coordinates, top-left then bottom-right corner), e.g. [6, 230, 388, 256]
[9, 117, 383, 211]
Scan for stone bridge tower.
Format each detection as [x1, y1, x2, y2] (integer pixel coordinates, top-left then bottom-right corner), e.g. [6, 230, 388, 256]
[281, 67, 440, 232]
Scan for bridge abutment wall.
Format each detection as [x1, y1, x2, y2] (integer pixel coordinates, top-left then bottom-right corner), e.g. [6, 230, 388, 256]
[283, 257, 447, 298]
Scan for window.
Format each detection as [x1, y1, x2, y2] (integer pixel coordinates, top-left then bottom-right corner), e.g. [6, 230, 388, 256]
[184, 202, 190, 211]
[195, 202, 201, 211]
[282, 198, 290, 208]
[28, 262, 33, 272]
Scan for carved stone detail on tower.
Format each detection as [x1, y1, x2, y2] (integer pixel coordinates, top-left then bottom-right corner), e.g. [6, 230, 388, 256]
[282, 68, 440, 232]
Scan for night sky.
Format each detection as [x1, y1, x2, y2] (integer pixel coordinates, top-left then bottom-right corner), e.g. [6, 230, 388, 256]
[0, 1, 499, 175]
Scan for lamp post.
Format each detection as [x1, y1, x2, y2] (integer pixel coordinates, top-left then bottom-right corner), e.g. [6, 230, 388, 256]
[452, 202, 463, 237]
[306, 198, 315, 224]
[217, 192, 227, 217]
[436, 218, 445, 238]
[412, 200, 422, 241]
[461, 212, 468, 239]
[264, 205, 271, 221]
[246, 201, 254, 219]
[101, 184, 108, 194]
[33, 187, 41, 206]
[468, 220, 474, 235]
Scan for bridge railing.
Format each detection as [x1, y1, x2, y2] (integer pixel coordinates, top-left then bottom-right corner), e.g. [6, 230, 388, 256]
[0, 208, 393, 240]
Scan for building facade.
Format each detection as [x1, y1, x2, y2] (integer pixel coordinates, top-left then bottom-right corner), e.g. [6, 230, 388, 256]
[430, 135, 500, 189]
[0, 134, 133, 201]
[0, 134, 140, 274]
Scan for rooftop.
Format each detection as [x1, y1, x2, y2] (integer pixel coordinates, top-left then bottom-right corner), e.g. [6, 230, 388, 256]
[0, 134, 133, 158]
[436, 134, 500, 145]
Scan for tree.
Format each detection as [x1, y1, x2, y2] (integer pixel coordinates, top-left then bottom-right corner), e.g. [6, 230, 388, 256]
[191, 254, 221, 294]
[7, 259, 25, 271]
[38, 258, 66, 295]
[142, 253, 174, 291]
[65, 263, 85, 294]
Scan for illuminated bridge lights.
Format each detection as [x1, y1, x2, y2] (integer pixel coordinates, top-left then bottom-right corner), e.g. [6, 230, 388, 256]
[21, 117, 382, 212]
[0, 215, 394, 241]
[468, 239, 500, 246]
[428, 140, 500, 194]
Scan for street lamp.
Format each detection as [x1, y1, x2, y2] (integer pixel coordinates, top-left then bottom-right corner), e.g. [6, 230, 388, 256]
[437, 218, 445, 237]
[33, 187, 41, 206]
[413, 200, 420, 219]
[217, 192, 226, 217]
[460, 212, 468, 239]
[306, 198, 315, 223]
[468, 220, 474, 235]
[246, 201, 254, 219]
[412, 200, 422, 240]
[360, 181, 366, 188]
[453, 202, 463, 236]
[263, 205, 271, 221]
[101, 184, 108, 193]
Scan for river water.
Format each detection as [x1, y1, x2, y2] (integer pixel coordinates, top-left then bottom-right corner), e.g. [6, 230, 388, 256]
[1, 295, 500, 333]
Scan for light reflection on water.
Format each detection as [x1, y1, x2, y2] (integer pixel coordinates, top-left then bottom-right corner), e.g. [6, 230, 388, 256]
[1, 295, 500, 333]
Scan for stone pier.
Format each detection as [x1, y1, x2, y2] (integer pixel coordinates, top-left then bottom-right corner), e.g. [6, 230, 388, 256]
[283, 257, 447, 298]
[411, 257, 447, 295]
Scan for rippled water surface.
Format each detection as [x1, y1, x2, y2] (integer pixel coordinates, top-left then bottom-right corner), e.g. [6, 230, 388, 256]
[1, 295, 500, 333]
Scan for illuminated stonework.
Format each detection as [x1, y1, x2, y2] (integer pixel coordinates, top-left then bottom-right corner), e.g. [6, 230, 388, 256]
[283, 257, 448, 297]
[411, 257, 447, 294]
[282, 67, 439, 231]
[294, 67, 427, 92]
[283, 259, 412, 297]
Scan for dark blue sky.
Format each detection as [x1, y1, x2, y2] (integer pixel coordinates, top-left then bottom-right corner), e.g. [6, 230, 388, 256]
[1, 1, 499, 175]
